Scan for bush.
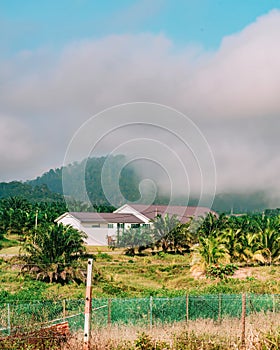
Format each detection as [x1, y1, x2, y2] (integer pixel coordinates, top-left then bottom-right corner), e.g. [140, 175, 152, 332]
[134, 332, 170, 350]
[96, 252, 112, 261]
[206, 264, 238, 280]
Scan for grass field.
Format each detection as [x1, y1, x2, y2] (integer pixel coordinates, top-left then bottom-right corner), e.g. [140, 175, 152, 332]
[1, 244, 280, 300]
[1, 244, 280, 349]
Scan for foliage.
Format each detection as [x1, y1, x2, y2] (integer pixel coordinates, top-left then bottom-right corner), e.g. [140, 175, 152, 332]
[134, 332, 170, 350]
[191, 235, 229, 271]
[96, 252, 113, 261]
[152, 214, 183, 253]
[205, 264, 238, 280]
[0, 197, 67, 238]
[0, 181, 63, 202]
[28, 155, 142, 206]
[21, 223, 87, 284]
[117, 227, 154, 255]
[191, 212, 280, 270]
[116, 215, 191, 255]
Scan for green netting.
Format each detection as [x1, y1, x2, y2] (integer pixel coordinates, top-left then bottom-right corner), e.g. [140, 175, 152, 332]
[0, 294, 280, 335]
[0, 299, 85, 335]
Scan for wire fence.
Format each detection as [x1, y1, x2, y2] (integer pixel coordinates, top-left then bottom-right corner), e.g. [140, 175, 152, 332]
[1, 294, 280, 336]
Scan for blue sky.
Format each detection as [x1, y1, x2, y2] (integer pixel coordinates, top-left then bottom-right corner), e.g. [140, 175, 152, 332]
[1, 0, 279, 54]
[0, 1, 280, 203]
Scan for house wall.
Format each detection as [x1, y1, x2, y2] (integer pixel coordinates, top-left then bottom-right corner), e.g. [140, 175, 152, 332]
[56, 215, 109, 246]
[81, 226, 115, 246]
[81, 223, 140, 246]
[57, 213, 149, 246]
[114, 205, 150, 223]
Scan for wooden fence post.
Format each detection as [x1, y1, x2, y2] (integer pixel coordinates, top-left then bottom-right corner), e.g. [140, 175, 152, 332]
[108, 298, 111, 326]
[149, 296, 153, 329]
[63, 299, 66, 322]
[83, 259, 93, 350]
[186, 294, 189, 323]
[218, 294, 222, 323]
[7, 303, 11, 336]
[241, 293, 246, 349]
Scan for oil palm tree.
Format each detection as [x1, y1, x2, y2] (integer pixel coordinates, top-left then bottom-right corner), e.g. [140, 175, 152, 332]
[21, 223, 87, 284]
[151, 214, 181, 252]
[253, 217, 280, 265]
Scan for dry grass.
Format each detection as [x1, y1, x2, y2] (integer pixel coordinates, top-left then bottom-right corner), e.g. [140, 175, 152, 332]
[0, 245, 20, 255]
[62, 312, 280, 349]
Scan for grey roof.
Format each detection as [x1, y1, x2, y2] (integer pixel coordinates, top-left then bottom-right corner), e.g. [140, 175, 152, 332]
[127, 204, 213, 223]
[69, 212, 144, 224]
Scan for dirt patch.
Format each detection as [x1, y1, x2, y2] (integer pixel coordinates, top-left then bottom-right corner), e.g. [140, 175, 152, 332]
[232, 267, 252, 279]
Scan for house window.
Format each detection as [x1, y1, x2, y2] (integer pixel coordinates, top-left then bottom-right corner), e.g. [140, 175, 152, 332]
[117, 223, 124, 229]
[91, 224, 100, 228]
[108, 223, 114, 228]
[142, 224, 150, 228]
[131, 223, 140, 228]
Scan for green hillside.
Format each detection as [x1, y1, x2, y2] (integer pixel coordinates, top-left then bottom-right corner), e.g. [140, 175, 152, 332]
[28, 155, 141, 207]
[0, 181, 63, 202]
[0, 154, 275, 213]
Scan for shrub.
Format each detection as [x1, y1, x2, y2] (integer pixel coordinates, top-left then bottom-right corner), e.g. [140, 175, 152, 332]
[206, 264, 238, 280]
[134, 332, 170, 350]
[96, 252, 112, 261]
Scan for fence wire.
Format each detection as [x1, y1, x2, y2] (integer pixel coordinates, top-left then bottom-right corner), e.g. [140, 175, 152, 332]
[0, 294, 280, 335]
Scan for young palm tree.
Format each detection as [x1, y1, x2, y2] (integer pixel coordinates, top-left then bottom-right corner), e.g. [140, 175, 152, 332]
[253, 217, 280, 265]
[197, 212, 228, 238]
[117, 227, 153, 255]
[21, 223, 87, 284]
[221, 228, 242, 262]
[196, 235, 229, 265]
[151, 214, 180, 252]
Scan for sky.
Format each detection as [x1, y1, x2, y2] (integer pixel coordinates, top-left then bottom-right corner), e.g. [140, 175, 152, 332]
[1, 0, 280, 203]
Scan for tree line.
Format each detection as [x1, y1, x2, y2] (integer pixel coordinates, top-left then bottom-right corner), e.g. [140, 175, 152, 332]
[1, 195, 280, 284]
[117, 211, 280, 268]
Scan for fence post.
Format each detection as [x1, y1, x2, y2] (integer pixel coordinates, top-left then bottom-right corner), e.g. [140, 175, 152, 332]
[7, 303, 11, 336]
[63, 299, 66, 322]
[218, 294, 222, 323]
[108, 298, 111, 326]
[149, 296, 153, 329]
[241, 293, 246, 349]
[186, 294, 189, 323]
[83, 259, 93, 350]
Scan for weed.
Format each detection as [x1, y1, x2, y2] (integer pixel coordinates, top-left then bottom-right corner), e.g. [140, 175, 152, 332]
[206, 264, 238, 280]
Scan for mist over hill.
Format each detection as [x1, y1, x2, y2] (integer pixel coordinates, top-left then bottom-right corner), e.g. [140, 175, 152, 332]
[28, 155, 141, 207]
[0, 155, 276, 213]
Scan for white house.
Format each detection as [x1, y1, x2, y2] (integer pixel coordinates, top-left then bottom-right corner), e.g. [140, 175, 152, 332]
[55, 211, 145, 246]
[55, 204, 214, 246]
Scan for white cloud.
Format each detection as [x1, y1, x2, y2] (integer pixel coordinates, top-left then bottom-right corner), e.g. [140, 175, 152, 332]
[0, 10, 279, 199]
[187, 9, 280, 119]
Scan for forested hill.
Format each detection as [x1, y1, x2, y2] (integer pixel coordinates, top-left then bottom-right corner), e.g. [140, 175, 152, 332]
[0, 154, 276, 212]
[27, 155, 141, 207]
[0, 182, 63, 202]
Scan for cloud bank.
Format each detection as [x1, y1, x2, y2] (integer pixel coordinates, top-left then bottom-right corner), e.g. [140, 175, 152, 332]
[0, 10, 279, 201]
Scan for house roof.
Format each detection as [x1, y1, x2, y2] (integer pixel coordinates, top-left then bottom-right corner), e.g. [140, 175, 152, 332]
[126, 204, 213, 224]
[67, 212, 144, 224]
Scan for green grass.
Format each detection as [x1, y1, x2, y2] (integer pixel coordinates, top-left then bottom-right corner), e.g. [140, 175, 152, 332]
[1, 247, 280, 300]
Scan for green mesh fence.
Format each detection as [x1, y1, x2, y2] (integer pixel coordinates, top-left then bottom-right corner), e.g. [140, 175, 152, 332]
[1, 294, 280, 335]
[0, 299, 84, 336]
